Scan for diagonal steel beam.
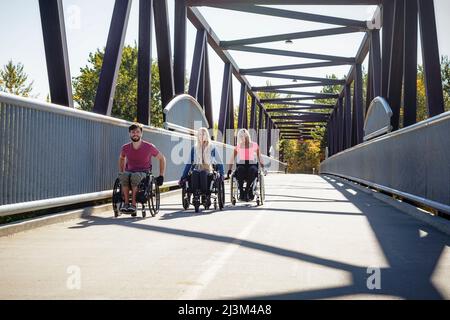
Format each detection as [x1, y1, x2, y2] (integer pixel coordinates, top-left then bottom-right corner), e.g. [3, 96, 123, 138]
[187, 8, 256, 102]
[154, 0, 175, 109]
[174, 0, 187, 94]
[418, 0, 445, 117]
[228, 45, 355, 63]
[187, 6, 275, 125]
[38, 0, 73, 108]
[188, 29, 207, 100]
[93, 0, 132, 115]
[221, 26, 362, 48]
[137, 0, 153, 124]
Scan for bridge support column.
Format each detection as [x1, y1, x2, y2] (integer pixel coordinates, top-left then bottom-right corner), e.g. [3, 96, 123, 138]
[189, 29, 207, 102]
[257, 104, 264, 146]
[264, 113, 269, 155]
[418, 0, 445, 117]
[331, 109, 337, 154]
[174, 0, 186, 95]
[219, 63, 232, 143]
[238, 83, 248, 129]
[370, 29, 382, 100]
[267, 118, 272, 157]
[381, 0, 394, 99]
[203, 45, 213, 128]
[354, 63, 364, 144]
[38, 0, 73, 108]
[93, 0, 132, 116]
[338, 97, 344, 152]
[403, 0, 418, 126]
[137, 0, 153, 125]
[344, 83, 352, 149]
[387, 0, 405, 131]
[249, 96, 257, 130]
[154, 0, 175, 110]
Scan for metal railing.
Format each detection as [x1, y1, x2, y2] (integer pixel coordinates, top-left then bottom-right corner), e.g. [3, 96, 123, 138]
[0, 93, 286, 216]
[320, 109, 450, 214]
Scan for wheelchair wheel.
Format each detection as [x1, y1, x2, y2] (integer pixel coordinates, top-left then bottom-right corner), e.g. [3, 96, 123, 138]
[112, 178, 123, 217]
[148, 177, 160, 217]
[203, 194, 212, 210]
[182, 187, 190, 210]
[218, 180, 225, 210]
[230, 175, 238, 206]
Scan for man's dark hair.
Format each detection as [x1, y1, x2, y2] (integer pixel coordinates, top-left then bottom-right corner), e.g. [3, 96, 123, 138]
[129, 123, 143, 132]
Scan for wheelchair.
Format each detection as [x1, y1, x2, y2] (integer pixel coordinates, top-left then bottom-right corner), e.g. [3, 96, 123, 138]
[181, 166, 225, 213]
[230, 165, 265, 206]
[112, 171, 160, 218]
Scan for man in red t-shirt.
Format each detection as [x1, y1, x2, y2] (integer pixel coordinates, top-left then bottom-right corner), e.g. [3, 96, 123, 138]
[118, 123, 166, 214]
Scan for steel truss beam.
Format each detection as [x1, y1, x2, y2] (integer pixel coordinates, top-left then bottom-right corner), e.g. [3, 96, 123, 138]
[38, 0, 73, 108]
[93, 0, 131, 115]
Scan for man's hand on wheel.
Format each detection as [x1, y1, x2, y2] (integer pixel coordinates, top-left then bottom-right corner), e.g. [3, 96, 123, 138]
[156, 175, 164, 186]
[178, 178, 187, 187]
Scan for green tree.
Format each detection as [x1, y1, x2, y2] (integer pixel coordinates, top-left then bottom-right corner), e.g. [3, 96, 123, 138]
[416, 55, 450, 122]
[0, 60, 34, 97]
[440, 55, 450, 111]
[73, 44, 163, 127]
[313, 74, 342, 150]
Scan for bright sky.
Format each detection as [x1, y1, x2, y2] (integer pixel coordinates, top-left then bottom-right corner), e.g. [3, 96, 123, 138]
[1, 0, 449, 121]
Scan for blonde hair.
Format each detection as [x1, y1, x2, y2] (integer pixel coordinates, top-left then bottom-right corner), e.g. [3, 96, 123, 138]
[194, 127, 212, 165]
[237, 128, 251, 146]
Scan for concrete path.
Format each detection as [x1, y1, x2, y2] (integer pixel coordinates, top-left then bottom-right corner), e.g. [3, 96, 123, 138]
[0, 174, 449, 299]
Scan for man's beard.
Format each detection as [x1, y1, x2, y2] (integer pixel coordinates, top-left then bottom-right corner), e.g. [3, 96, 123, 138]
[131, 136, 141, 142]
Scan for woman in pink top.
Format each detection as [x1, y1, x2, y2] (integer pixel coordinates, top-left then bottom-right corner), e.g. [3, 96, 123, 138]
[228, 129, 265, 201]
